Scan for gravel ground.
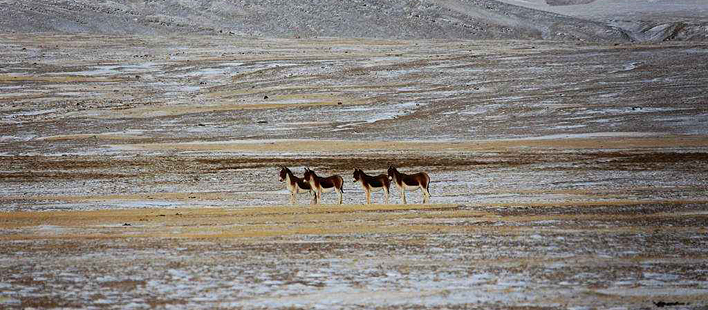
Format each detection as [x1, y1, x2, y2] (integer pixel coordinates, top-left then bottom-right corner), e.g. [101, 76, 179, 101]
[1, 34, 708, 309]
[1, 34, 707, 209]
[1, 204, 708, 309]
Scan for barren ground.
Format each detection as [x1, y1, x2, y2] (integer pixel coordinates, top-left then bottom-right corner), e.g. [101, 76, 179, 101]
[1, 34, 708, 309]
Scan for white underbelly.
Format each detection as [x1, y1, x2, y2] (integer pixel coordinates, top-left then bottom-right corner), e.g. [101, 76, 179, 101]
[296, 187, 311, 194]
[366, 185, 385, 192]
[401, 184, 421, 191]
[319, 186, 337, 193]
[288, 184, 311, 194]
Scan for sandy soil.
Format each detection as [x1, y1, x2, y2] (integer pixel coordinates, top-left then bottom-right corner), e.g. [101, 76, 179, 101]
[1, 34, 708, 309]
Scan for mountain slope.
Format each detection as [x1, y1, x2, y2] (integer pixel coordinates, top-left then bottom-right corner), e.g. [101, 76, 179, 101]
[0, 0, 630, 41]
[497, 0, 708, 42]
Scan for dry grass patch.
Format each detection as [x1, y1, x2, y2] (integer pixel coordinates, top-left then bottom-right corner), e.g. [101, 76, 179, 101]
[37, 133, 147, 141]
[0, 204, 503, 240]
[0, 74, 123, 83]
[111, 136, 708, 154]
[4, 201, 706, 240]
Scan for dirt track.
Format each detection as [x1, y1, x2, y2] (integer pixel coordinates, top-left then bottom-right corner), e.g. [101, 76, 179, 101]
[1, 34, 708, 308]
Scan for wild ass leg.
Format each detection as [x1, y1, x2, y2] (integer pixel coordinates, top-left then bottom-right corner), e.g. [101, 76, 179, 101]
[337, 189, 343, 205]
[421, 185, 430, 204]
[401, 188, 407, 204]
[310, 191, 317, 205]
[365, 188, 371, 205]
[423, 181, 431, 204]
[384, 188, 390, 204]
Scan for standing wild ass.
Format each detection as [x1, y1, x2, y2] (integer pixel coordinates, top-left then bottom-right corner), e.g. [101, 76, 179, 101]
[387, 166, 431, 204]
[304, 168, 344, 204]
[353, 168, 390, 204]
[279, 166, 316, 205]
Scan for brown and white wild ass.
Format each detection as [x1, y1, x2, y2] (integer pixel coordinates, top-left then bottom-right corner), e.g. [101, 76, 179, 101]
[304, 168, 344, 205]
[353, 168, 390, 204]
[279, 166, 316, 205]
[387, 166, 431, 204]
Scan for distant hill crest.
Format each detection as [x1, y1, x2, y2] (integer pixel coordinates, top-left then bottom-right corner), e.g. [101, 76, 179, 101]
[0, 0, 705, 42]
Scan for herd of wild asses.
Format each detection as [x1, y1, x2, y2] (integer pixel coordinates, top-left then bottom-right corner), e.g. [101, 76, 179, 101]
[278, 166, 431, 205]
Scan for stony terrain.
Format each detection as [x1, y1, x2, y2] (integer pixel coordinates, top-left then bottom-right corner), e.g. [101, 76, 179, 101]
[3, 0, 708, 43]
[1, 32, 707, 308]
[501, 0, 708, 22]
[3, 0, 708, 306]
[0, 0, 661, 41]
[2, 34, 708, 209]
[2, 203, 708, 309]
[499, 0, 708, 42]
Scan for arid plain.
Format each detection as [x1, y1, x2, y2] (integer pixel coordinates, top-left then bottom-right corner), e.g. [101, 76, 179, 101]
[1, 34, 708, 308]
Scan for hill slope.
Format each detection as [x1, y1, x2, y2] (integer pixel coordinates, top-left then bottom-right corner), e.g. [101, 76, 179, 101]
[498, 0, 708, 42]
[0, 0, 630, 41]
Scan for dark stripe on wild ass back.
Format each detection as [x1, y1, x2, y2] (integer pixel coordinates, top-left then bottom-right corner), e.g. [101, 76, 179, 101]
[387, 166, 431, 204]
[304, 168, 344, 205]
[353, 168, 391, 204]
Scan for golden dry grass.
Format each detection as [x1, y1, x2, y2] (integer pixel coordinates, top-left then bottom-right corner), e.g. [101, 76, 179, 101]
[3, 201, 706, 241]
[111, 135, 708, 153]
[37, 133, 147, 141]
[0, 74, 124, 83]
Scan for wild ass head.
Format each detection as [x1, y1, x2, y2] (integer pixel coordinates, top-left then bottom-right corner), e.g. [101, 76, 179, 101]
[387, 166, 398, 181]
[353, 168, 363, 183]
[278, 166, 290, 182]
[303, 168, 316, 182]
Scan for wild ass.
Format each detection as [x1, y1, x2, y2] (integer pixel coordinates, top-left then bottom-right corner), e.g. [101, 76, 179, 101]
[304, 168, 344, 205]
[387, 166, 431, 204]
[353, 168, 390, 204]
[279, 166, 316, 205]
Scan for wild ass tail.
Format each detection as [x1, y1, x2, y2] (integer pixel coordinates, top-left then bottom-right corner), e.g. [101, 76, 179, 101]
[338, 175, 344, 193]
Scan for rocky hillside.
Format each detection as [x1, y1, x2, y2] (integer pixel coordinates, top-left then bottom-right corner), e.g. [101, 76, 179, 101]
[1, 0, 706, 42]
[498, 0, 708, 42]
[0, 0, 629, 41]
